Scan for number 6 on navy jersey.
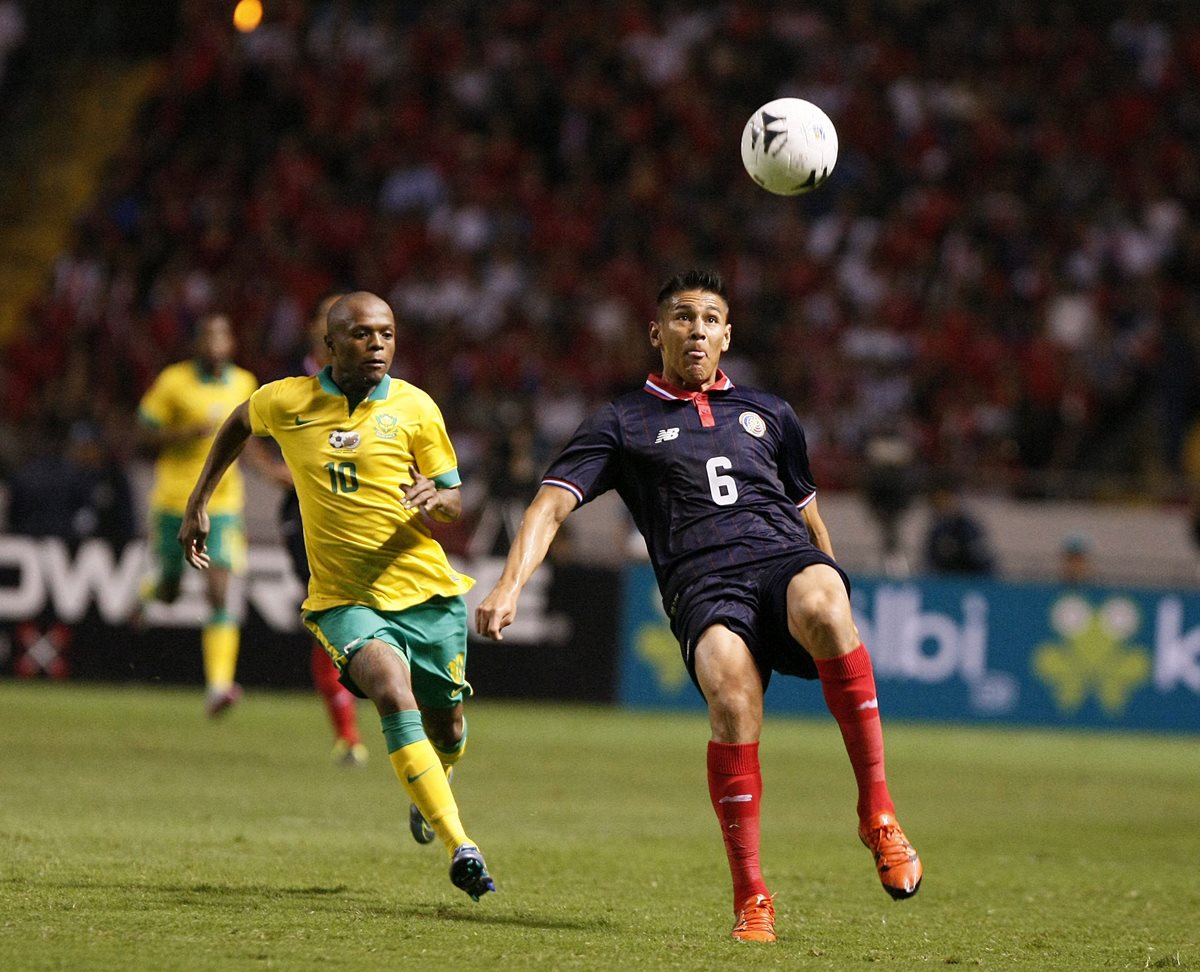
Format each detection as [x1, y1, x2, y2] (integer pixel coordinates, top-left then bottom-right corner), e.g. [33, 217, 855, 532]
[706, 456, 738, 505]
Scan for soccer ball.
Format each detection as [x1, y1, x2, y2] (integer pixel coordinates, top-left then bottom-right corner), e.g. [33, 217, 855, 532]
[740, 97, 838, 196]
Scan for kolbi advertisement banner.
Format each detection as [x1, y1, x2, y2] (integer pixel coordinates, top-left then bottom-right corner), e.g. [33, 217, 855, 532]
[619, 564, 1200, 733]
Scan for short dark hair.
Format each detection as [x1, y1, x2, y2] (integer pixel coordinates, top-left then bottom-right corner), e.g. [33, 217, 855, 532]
[656, 269, 729, 308]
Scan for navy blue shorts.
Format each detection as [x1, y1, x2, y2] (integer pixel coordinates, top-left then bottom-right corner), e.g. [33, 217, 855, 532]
[669, 548, 851, 692]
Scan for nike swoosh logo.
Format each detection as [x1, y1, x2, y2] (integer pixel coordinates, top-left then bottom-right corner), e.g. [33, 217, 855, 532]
[719, 794, 754, 803]
[407, 766, 434, 784]
[294, 416, 314, 426]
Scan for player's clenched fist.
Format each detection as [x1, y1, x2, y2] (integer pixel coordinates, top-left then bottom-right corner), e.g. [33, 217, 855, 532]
[178, 510, 211, 569]
[475, 590, 517, 641]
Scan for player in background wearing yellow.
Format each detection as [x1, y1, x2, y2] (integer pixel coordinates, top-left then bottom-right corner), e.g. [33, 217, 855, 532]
[178, 291, 495, 902]
[136, 312, 268, 716]
[278, 294, 367, 767]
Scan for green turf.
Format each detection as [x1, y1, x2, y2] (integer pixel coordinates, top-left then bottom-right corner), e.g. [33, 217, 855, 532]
[0, 680, 1196, 971]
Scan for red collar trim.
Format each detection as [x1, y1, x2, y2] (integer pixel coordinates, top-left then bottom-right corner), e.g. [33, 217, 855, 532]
[643, 370, 733, 401]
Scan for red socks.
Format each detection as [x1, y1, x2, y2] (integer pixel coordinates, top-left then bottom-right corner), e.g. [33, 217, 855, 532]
[814, 644, 895, 821]
[707, 741, 768, 910]
[310, 644, 361, 744]
[705, 646, 891, 908]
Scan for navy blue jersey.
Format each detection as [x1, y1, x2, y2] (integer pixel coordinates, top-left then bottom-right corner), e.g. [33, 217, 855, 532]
[543, 371, 820, 613]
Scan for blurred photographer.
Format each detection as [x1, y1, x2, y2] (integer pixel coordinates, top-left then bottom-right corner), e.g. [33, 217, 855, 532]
[923, 474, 995, 577]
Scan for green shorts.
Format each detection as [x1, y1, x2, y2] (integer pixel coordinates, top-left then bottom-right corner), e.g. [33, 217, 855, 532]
[303, 595, 472, 708]
[151, 510, 245, 580]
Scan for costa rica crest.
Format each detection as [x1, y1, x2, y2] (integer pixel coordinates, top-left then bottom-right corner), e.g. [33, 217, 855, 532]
[739, 411, 766, 438]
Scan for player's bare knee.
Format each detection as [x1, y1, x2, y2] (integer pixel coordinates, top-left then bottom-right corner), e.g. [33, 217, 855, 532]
[704, 672, 760, 723]
[371, 681, 418, 715]
[706, 686, 762, 742]
[791, 589, 855, 656]
[369, 664, 417, 712]
[421, 706, 464, 750]
[348, 642, 416, 713]
[206, 571, 230, 610]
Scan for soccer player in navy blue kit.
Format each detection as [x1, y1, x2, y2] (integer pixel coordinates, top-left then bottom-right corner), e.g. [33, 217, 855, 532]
[476, 269, 921, 943]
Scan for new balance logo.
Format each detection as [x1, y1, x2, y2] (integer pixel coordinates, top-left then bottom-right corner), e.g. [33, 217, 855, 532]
[719, 794, 754, 803]
[654, 427, 680, 443]
[857, 697, 879, 711]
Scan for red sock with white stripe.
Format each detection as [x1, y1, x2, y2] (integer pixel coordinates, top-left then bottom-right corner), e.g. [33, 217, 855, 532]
[707, 741, 767, 911]
[814, 644, 895, 821]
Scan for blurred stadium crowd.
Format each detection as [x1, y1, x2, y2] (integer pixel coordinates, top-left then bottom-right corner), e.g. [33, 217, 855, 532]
[2, 0, 1199, 543]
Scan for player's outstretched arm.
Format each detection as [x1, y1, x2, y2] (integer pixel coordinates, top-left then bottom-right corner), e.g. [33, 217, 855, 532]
[179, 401, 253, 569]
[800, 496, 836, 559]
[475, 484, 576, 640]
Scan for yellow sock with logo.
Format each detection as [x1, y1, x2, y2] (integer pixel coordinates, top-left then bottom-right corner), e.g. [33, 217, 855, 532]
[383, 710, 471, 856]
[202, 611, 239, 690]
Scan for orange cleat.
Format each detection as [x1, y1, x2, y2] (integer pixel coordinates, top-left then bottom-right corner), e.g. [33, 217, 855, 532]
[859, 811, 922, 900]
[731, 893, 776, 943]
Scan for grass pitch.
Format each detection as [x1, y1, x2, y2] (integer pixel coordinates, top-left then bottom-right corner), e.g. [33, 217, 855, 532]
[0, 680, 1196, 971]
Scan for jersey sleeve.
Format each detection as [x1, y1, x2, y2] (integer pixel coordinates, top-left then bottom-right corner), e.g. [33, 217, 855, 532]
[541, 404, 621, 507]
[137, 369, 175, 428]
[411, 390, 460, 484]
[778, 401, 818, 508]
[247, 382, 277, 437]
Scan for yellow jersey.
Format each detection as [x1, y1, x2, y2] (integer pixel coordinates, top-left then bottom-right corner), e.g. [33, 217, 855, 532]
[247, 367, 474, 612]
[138, 360, 259, 515]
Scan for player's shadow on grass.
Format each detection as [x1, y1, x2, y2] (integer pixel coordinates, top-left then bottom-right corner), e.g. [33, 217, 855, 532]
[32, 880, 371, 910]
[27, 879, 611, 932]
[404, 903, 614, 932]
[18, 879, 356, 900]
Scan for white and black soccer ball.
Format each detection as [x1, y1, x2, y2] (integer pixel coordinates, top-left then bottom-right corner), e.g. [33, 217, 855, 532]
[740, 97, 838, 196]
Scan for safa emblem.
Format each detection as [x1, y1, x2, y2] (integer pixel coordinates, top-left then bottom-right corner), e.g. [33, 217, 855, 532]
[374, 414, 399, 439]
[329, 430, 361, 450]
[740, 411, 766, 438]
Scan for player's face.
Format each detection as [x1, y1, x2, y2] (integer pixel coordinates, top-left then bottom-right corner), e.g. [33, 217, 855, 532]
[649, 289, 731, 390]
[196, 315, 234, 369]
[327, 300, 395, 388]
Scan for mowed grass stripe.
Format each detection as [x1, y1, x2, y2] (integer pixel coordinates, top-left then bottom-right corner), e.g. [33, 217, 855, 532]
[0, 680, 1196, 970]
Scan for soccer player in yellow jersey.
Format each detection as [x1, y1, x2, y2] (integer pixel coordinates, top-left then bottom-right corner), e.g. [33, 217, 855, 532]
[137, 313, 262, 717]
[178, 291, 495, 902]
[278, 293, 368, 768]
